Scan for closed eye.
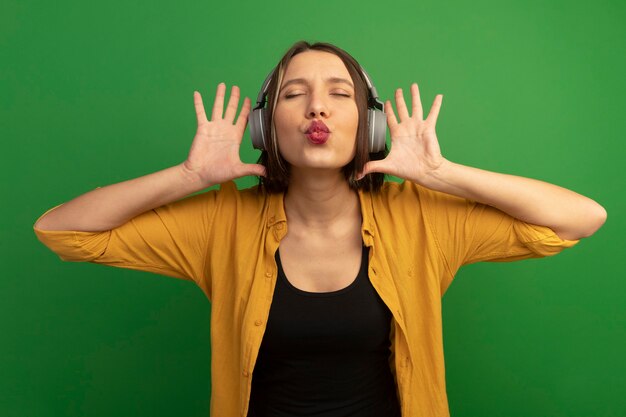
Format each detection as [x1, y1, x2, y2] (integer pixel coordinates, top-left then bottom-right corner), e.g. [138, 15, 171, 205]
[284, 93, 351, 99]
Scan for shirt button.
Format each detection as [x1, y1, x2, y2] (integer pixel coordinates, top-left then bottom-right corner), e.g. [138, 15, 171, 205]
[265, 271, 272, 278]
[276, 223, 283, 230]
[254, 320, 263, 326]
[269, 216, 276, 223]
[242, 369, 249, 377]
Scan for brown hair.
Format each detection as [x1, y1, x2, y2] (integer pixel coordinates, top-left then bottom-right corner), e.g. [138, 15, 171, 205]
[256, 40, 388, 193]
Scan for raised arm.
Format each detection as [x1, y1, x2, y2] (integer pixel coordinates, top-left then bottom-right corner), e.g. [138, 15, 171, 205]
[34, 164, 204, 232]
[358, 83, 607, 241]
[419, 160, 606, 241]
[34, 83, 265, 232]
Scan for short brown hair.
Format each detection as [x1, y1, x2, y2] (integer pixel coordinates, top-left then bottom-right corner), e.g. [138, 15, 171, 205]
[256, 40, 388, 193]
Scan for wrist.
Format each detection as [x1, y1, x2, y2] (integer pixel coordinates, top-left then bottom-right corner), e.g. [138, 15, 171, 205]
[420, 158, 454, 191]
[178, 162, 212, 190]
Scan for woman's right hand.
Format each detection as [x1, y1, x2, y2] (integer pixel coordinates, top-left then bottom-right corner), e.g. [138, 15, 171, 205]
[182, 83, 266, 187]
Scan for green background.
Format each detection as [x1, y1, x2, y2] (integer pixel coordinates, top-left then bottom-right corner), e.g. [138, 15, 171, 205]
[2, 0, 623, 416]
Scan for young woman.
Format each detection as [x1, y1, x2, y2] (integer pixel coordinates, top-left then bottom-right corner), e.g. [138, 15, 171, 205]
[34, 41, 606, 417]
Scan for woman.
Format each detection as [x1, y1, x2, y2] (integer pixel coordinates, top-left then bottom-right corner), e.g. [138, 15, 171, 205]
[33, 41, 607, 417]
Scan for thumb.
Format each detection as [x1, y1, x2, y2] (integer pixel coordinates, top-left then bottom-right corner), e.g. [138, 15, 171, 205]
[242, 163, 267, 178]
[357, 160, 385, 180]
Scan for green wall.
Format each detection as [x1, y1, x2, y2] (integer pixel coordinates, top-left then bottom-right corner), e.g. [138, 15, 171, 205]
[3, 0, 623, 416]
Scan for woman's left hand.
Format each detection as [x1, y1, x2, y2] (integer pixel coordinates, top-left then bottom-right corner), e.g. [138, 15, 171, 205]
[357, 83, 447, 185]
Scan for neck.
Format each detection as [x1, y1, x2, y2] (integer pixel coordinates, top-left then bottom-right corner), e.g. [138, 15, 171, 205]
[284, 168, 360, 230]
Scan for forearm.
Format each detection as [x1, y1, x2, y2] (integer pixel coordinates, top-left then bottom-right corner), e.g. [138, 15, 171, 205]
[34, 163, 206, 232]
[424, 159, 607, 240]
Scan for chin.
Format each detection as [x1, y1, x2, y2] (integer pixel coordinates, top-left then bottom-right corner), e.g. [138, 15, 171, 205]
[287, 147, 354, 167]
[287, 155, 354, 171]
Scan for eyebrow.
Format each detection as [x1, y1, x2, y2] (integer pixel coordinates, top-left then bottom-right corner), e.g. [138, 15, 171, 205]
[279, 77, 355, 92]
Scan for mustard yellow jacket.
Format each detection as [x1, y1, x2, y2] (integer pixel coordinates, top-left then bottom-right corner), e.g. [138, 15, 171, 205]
[33, 180, 580, 417]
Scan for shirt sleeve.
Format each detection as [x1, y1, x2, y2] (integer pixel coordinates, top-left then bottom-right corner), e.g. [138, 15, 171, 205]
[414, 181, 581, 275]
[33, 189, 219, 284]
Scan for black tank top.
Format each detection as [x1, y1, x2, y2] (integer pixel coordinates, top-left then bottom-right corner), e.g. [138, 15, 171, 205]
[247, 244, 402, 417]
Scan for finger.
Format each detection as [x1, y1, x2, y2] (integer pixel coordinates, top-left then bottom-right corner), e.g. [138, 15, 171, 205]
[426, 94, 443, 125]
[385, 100, 398, 130]
[223, 85, 240, 122]
[238, 162, 267, 178]
[211, 82, 226, 121]
[235, 97, 251, 132]
[395, 88, 410, 121]
[411, 83, 423, 120]
[193, 91, 209, 125]
[358, 159, 391, 179]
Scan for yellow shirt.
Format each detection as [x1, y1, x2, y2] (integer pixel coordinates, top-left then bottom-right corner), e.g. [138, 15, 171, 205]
[33, 180, 580, 417]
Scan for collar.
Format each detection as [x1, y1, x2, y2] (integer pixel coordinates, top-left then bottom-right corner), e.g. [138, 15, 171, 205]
[266, 191, 287, 228]
[357, 187, 376, 237]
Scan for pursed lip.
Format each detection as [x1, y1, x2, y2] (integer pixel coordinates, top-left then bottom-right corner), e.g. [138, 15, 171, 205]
[305, 120, 330, 134]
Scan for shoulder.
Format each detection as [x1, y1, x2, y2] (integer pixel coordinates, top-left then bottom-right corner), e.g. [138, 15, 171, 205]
[367, 179, 468, 221]
[368, 180, 423, 206]
[359, 180, 425, 229]
[208, 181, 274, 222]
[376, 179, 469, 209]
[212, 180, 268, 204]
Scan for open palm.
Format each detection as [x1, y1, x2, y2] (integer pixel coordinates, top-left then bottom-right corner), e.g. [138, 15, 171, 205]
[358, 83, 445, 184]
[183, 83, 266, 187]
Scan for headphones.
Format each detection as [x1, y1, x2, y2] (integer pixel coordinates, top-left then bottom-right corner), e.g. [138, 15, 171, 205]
[248, 64, 387, 153]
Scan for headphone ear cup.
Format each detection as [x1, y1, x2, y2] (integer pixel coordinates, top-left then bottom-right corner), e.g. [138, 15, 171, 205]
[368, 108, 387, 153]
[248, 108, 266, 150]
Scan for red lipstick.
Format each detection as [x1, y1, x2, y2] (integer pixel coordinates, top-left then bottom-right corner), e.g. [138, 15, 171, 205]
[305, 120, 330, 144]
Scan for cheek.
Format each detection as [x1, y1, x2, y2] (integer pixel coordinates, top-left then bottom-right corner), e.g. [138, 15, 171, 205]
[272, 112, 290, 152]
[273, 106, 298, 135]
[349, 109, 360, 142]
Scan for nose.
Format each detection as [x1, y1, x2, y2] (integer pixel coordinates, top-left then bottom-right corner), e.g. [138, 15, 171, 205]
[306, 90, 329, 118]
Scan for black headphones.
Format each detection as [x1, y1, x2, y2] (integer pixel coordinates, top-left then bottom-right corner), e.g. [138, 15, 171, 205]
[248, 65, 387, 153]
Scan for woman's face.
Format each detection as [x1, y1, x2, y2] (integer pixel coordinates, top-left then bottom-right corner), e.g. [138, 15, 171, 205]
[273, 50, 359, 172]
